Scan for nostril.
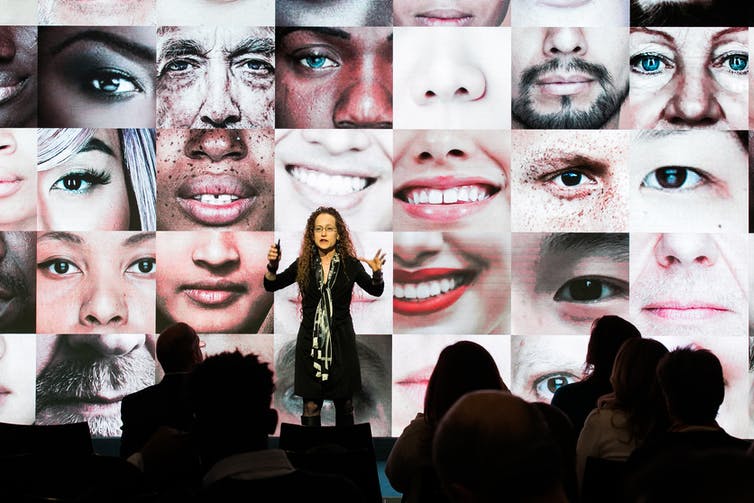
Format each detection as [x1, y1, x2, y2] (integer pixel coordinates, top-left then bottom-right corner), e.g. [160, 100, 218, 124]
[425, 90, 436, 99]
[418, 151, 432, 161]
[448, 149, 464, 158]
[455, 87, 468, 96]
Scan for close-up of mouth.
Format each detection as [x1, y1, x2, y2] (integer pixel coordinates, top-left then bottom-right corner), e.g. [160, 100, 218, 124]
[641, 301, 733, 321]
[0, 75, 28, 106]
[536, 74, 595, 97]
[393, 267, 477, 315]
[176, 175, 256, 226]
[0, 176, 23, 198]
[286, 164, 379, 209]
[394, 176, 501, 221]
[414, 9, 474, 26]
[181, 280, 248, 308]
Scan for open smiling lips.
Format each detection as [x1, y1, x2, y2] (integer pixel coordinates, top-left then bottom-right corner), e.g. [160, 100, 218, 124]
[177, 175, 256, 226]
[393, 267, 478, 315]
[287, 165, 378, 196]
[394, 177, 501, 221]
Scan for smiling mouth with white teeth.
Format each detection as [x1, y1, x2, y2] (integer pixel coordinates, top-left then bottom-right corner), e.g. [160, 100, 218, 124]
[193, 194, 239, 205]
[398, 185, 497, 205]
[286, 165, 377, 196]
[394, 273, 471, 300]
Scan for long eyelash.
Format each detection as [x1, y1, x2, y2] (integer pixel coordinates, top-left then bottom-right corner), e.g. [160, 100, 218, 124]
[539, 165, 595, 183]
[51, 168, 112, 192]
[82, 67, 143, 98]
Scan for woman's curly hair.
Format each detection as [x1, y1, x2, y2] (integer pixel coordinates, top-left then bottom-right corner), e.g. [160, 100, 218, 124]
[296, 207, 357, 294]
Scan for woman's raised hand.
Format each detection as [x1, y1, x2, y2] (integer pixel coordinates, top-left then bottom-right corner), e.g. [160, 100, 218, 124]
[359, 249, 386, 272]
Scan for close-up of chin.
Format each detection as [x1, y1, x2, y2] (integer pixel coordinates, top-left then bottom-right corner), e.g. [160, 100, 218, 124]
[38, 0, 156, 25]
[392, 129, 510, 232]
[157, 129, 274, 231]
[38, 26, 157, 128]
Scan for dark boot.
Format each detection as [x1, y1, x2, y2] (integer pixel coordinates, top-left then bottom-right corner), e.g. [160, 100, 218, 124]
[335, 413, 354, 427]
[301, 415, 321, 427]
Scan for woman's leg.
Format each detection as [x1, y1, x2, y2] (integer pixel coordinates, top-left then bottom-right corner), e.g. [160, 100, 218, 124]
[334, 396, 354, 427]
[301, 397, 322, 427]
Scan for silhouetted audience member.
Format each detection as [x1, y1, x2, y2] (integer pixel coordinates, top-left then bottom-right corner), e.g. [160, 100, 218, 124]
[191, 351, 364, 502]
[551, 315, 641, 433]
[434, 390, 567, 503]
[120, 322, 202, 458]
[576, 338, 669, 488]
[532, 402, 578, 503]
[386, 341, 508, 503]
[627, 347, 750, 472]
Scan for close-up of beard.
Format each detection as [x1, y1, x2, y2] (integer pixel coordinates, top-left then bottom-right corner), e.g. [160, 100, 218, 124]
[36, 347, 155, 437]
[512, 58, 629, 129]
[630, 0, 746, 26]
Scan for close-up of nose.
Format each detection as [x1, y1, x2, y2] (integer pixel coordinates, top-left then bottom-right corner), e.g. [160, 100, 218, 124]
[197, 72, 242, 128]
[412, 131, 475, 165]
[543, 28, 588, 57]
[654, 233, 719, 268]
[66, 334, 145, 357]
[192, 232, 241, 271]
[79, 279, 129, 329]
[333, 78, 393, 129]
[394, 233, 445, 266]
[301, 129, 372, 154]
[661, 73, 724, 127]
[184, 129, 248, 162]
[410, 61, 486, 105]
[0, 130, 17, 155]
[0, 28, 16, 62]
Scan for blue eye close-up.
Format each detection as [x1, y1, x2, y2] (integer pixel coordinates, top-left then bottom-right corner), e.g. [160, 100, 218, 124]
[305, 56, 327, 68]
[534, 372, 579, 401]
[640, 56, 661, 72]
[726, 54, 748, 72]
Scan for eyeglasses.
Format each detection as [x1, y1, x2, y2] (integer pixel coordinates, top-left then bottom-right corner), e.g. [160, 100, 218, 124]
[314, 226, 337, 234]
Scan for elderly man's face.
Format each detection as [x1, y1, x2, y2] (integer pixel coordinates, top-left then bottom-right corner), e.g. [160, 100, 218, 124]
[626, 27, 749, 129]
[36, 334, 156, 437]
[511, 27, 629, 129]
[0, 232, 35, 332]
[157, 129, 274, 230]
[157, 26, 275, 129]
[276, 27, 393, 129]
[630, 233, 748, 339]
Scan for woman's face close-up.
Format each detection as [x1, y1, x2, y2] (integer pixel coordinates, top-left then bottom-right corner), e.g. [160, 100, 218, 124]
[393, 231, 509, 334]
[36, 231, 156, 334]
[38, 130, 131, 231]
[393, 0, 510, 26]
[0, 129, 37, 231]
[38, 27, 156, 128]
[393, 130, 510, 232]
[40, 0, 156, 25]
[0, 27, 37, 128]
[275, 129, 392, 232]
[156, 231, 273, 334]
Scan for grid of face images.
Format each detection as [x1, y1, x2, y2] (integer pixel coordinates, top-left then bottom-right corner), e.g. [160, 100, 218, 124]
[0, 0, 753, 439]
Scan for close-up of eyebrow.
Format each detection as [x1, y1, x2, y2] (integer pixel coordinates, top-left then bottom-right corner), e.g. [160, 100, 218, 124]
[158, 38, 208, 62]
[77, 138, 116, 157]
[277, 27, 352, 42]
[710, 26, 747, 42]
[541, 233, 629, 262]
[228, 37, 274, 59]
[38, 231, 83, 245]
[48, 30, 155, 62]
[123, 232, 155, 247]
[630, 27, 675, 44]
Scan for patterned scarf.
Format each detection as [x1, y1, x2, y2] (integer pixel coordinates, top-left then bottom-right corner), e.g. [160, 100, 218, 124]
[311, 252, 340, 382]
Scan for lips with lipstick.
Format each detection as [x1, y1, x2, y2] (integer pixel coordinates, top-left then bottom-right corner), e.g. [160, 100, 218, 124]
[414, 9, 474, 26]
[394, 176, 501, 222]
[393, 267, 477, 315]
[176, 175, 256, 226]
[180, 279, 248, 308]
[286, 164, 378, 209]
[0, 74, 29, 106]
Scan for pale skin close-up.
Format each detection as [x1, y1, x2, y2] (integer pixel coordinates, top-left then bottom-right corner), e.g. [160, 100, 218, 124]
[39, 0, 156, 25]
[0, 129, 36, 231]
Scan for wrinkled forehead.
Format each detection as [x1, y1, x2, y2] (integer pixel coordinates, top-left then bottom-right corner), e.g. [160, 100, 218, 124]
[158, 25, 274, 52]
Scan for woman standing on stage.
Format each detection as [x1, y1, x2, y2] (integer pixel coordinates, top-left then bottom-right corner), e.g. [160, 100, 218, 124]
[264, 207, 385, 426]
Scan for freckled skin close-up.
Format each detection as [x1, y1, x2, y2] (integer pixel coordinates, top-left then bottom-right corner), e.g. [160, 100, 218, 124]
[511, 130, 629, 232]
[156, 129, 274, 231]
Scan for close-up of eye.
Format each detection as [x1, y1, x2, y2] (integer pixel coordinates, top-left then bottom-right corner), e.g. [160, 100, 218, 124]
[533, 371, 579, 401]
[630, 53, 674, 75]
[641, 166, 707, 191]
[50, 169, 112, 194]
[161, 59, 197, 74]
[237, 57, 275, 76]
[295, 51, 340, 70]
[544, 168, 597, 188]
[126, 257, 156, 275]
[38, 258, 82, 277]
[86, 69, 142, 98]
[553, 275, 628, 303]
[536, 163, 604, 199]
[712, 52, 748, 74]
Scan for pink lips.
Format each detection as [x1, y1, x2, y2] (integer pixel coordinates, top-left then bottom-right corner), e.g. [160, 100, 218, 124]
[642, 302, 732, 321]
[181, 280, 248, 308]
[0, 177, 23, 198]
[394, 175, 500, 222]
[176, 175, 255, 226]
[537, 74, 594, 96]
[415, 9, 473, 26]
